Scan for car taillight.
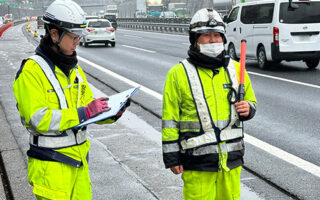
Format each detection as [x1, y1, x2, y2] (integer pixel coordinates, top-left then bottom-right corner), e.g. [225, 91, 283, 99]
[87, 28, 95, 32]
[273, 27, 279, 44]
[106, 27, 114, 32]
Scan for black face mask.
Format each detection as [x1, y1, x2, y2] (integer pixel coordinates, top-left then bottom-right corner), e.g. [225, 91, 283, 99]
[38, 34, 78, 77]
[187, 45, 229, 70]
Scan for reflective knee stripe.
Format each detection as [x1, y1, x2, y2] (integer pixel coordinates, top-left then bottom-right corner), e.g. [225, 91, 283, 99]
[163, 142, 180, 153]
[29, 129, 87, 149]
[29, 55, 68, 109]
[180, 59, 242, 149]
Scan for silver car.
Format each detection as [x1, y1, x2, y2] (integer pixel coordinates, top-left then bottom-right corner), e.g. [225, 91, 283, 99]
[81, 19, 116, 47]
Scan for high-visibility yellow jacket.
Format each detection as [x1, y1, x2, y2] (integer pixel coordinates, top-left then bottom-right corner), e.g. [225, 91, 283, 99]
[13, 59, 93, 133]
[162, 59, 257, 172]
[13, 49, 113, 163]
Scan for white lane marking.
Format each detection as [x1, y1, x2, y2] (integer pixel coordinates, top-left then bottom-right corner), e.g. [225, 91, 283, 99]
[244, 134, 320, 178]
[248, 71, 320, 89]
[78, 56, 162, 100]
[123, 34, 143, 39]
[78, 56, 320, 178]
[122, 45, 156, 53]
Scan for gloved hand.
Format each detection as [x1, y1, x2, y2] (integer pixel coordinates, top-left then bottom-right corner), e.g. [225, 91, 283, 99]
[85, 97, 110, 119]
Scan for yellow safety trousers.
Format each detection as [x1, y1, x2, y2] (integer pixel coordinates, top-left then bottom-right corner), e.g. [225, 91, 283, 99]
[28, 141, 91, 200]
[182, 166, 242, 200]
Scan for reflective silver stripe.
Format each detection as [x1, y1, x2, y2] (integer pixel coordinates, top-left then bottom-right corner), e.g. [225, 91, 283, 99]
[180, 60, 242, 149]
[214, 120, 229, 130]
[29, 129, 87, 148]
[29, 55, 68, 109]
[163, 143, 180, 153]
[219, 140, 244, 153]
[182, 59, 217, 147]
[180, 131, 216, 150]
[180, 121, 200, 130]
[30, 107, 48, 129]
[189, 140, 244, 156]
[192, 144, 219, 155]
[49, 110, 62, 131]
[162, 120, 179, 129]
[178, 120, 230, 131]
[220, 127, 243, 141]
[75, 68, 84, 83]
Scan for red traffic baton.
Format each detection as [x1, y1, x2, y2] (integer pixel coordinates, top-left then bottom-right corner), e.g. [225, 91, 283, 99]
[238, 39, 246, 101]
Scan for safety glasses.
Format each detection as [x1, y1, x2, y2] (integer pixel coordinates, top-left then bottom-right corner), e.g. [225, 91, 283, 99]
[65, 32, 83, 43]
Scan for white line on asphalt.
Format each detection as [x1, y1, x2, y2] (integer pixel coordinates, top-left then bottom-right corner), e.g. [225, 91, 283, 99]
[123, 34, 143, 39]
[248, 71, 320, 89]
[78, 55, 320, 178]
[244, 134, 320, 178]
[122, 45, 156, 53]
[78, 56, 162, 100]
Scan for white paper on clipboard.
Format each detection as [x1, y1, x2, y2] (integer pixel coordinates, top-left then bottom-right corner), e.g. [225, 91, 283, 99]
[73, 87, 139, 128]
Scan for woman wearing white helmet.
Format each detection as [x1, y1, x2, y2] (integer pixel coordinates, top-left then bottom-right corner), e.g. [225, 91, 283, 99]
[13, 0, 128, 199]
[162, 8, 257, 200]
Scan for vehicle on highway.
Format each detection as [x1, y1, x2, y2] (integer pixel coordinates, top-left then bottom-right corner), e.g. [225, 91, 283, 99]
[224, 0, 320, 69]
[37, 16, 44, 29]
[80, 19, 115, 47]
[103, 14, 117, 30]
[4, 14, 13, 24]
[159, 11, 177, 18]
[85, 15, 100, 21]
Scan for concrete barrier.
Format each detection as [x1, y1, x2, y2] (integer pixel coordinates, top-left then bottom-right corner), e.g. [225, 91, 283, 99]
[0, 22, 13, 38]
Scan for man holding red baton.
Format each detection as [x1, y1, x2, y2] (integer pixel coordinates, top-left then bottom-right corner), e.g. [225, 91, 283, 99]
[162, 8, 257, 200]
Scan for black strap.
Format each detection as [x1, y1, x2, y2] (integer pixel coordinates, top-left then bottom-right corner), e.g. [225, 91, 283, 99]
[27, 145, 83, 168]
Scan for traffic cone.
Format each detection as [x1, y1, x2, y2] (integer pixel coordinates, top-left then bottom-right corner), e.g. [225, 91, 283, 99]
[34, 29, 38, 37]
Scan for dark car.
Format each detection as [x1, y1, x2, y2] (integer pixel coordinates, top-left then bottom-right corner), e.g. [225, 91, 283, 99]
[37, 16, 44, 29]
[103, 14, 117, 30]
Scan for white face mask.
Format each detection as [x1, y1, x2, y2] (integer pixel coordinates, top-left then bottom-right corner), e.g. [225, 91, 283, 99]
[199, 43, 225, 57]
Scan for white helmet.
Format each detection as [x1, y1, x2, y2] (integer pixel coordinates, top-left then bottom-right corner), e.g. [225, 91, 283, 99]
[189, 8, 226, 44]
[42, 0, 86, 36]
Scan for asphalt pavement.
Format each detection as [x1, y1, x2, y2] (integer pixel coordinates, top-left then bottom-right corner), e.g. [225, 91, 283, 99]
[0, 23, 293, 200]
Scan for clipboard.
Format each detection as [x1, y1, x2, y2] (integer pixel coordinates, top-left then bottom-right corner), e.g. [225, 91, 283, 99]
[73, 87, 139, 128]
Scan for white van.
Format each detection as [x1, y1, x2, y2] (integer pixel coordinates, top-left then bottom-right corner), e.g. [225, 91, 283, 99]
[224, 0, 320, 69]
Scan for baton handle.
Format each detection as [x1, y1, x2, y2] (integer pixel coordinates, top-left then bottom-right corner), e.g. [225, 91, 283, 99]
[239, 39, 247, 101]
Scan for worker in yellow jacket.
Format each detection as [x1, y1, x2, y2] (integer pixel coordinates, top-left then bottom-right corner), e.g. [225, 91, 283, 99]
[162, 8, 257, 200]
[13, 0, 127, 199]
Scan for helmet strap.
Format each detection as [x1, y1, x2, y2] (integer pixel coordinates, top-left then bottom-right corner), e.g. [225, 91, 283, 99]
[55, 31, 66, 47]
